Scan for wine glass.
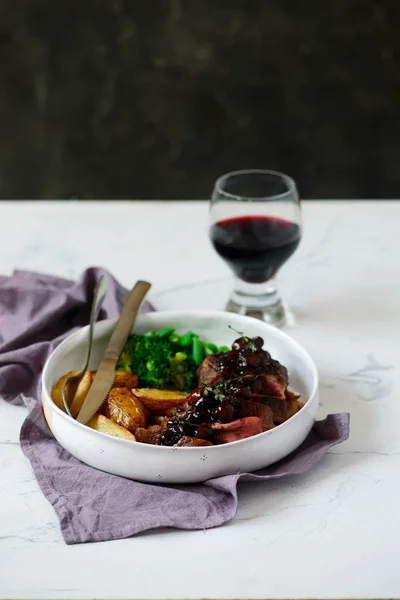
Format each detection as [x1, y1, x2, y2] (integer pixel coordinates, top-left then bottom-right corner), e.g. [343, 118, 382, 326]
[209, 169, 301, 327]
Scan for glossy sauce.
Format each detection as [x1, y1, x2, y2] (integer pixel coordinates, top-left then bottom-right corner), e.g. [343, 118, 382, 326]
[157, 336, 287, 446]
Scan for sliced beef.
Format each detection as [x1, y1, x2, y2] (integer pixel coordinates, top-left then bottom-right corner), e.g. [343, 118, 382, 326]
[256, 372, 287, 399]
[176, 436, 213, 447]
[271, 359, 289, 383]
[211, 417, 263, 443]
[265, 397, 288, 424]
[197, 338, 288, 394]
[151, 415, 169, 427]
[156, 336, 297, 447]
[286, 390, 303, 418]
[250, 394, 288, 424]
[135, 425, 164, 445]
[242, 400, 274, 431]
[196, 354, 224, 386]
[164, 401, 191, 418]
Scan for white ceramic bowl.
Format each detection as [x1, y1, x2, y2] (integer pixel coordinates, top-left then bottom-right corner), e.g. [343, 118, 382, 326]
[42, 310, 319, 484]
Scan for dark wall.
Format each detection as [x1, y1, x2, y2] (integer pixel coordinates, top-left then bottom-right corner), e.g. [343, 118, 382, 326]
[0, 1, 399, 199]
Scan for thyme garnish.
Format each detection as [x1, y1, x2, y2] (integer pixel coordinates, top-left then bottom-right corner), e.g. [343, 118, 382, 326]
[228, 325, 257, 352]
[201, 374, 258, 403]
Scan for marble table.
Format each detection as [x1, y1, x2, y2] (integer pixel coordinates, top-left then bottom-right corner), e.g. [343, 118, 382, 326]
[0, 200, 399, 600]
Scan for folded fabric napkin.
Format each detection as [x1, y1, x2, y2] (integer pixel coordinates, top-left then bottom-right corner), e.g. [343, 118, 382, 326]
[0, 268, 350, 544]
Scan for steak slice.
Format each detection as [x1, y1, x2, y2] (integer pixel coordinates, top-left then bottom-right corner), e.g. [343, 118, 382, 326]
[135, 425, 164, 445]
[176, 436, 213, 447]
[165, 401, 191, 418]
[256, 372, 287, 399]
[264, 396, 288, 424]
[286, 390, 303, 418]
[250, 394, 288, 424]
[211, 417, 263, 443]
[271, 358, 289, 383]
[196, 354, 224, 386]
[245, 401, 274, 431]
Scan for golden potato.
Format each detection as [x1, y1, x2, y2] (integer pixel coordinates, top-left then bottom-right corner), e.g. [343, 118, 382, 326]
[113, 370, 139, 389]
[86, 414, 136, 441]
[51, 370, 92, 416]
[131, 388, 187, 412]
[51, 370, 80, 411]
[103, 387, 147, 431]
[69, 371, 93, 418]
[90, 370, 138, 390]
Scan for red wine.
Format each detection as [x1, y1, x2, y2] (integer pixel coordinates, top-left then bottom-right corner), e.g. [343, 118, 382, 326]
[210, 215, 301, 283]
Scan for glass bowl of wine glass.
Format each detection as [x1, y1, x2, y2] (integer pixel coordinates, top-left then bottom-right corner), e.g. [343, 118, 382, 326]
[209, 169, 301, 327]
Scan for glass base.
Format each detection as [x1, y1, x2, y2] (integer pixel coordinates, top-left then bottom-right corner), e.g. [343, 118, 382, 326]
[225, 278, 288, 327]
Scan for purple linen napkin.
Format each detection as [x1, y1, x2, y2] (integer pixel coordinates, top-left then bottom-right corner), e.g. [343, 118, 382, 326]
[0, 268, 350, 544]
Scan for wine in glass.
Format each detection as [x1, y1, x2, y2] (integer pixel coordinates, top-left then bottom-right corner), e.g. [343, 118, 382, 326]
[209, 169, 301, 327]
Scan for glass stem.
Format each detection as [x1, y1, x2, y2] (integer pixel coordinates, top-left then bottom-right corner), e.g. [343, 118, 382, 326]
[226, 277, 286, 326]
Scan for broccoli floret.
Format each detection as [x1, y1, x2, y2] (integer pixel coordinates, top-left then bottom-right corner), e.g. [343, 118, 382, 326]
[169, 352, 197, 391]
[117, 332, 200, 391]
[116, 336, 135, 371]
[126, 334, 172, 388]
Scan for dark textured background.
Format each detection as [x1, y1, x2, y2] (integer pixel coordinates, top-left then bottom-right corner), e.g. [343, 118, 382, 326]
[0, 0, 399, 199]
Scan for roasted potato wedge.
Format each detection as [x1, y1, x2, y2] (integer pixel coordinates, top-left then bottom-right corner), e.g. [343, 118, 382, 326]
[69, 371, 93, 418]
[86, 414, 136, 440]
[114, 370, 139, 389]
[103, 387, 147, 431]
[131, 388, 187, 412]
[90, 370, 138, 390]
[51, 370, 92, 416]
[51, 371, 78, 411]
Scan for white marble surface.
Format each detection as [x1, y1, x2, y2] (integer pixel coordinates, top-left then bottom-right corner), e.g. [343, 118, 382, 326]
[0, 200, 399, 600]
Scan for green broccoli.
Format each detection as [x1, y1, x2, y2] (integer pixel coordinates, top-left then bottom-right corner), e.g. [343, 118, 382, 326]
[169, 351, 197, 391]
[117, 329, 218, 392]
[116, 336, 136, 371]
[127, 334, 172, 388]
